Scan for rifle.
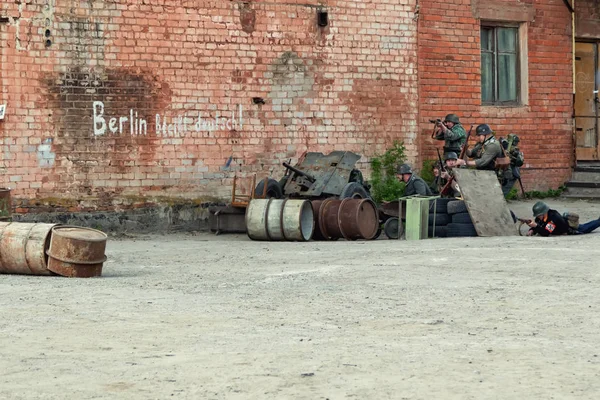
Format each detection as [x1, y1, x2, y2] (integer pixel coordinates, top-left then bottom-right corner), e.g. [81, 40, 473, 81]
[517, 217, 532, 224]
[436, 148, 446, 173]
[517, 177, 526, 197]
[439, 125, 473, 196]
[430, 119, 442, 139]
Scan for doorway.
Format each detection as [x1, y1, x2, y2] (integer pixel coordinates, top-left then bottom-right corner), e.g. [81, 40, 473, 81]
[575, 42, 600, 161]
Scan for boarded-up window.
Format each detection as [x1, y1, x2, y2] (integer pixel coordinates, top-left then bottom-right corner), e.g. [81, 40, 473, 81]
[481, 26, 519, 105]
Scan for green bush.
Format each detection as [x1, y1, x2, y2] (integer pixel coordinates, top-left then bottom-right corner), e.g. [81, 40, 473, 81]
[505, 187, 518, 200]
[524, 185, 566, 199]
[421, 159, 437, 185]
[505, 185, 566, 200]
[369, 141, 407, 204]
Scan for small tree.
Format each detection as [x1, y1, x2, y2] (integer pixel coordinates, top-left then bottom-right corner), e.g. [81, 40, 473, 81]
[369, 141, 407, 204]
[421, 159, 437, 185]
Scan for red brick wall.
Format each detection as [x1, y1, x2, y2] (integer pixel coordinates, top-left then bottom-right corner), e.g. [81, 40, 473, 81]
[576, 0, 600, 39]
[418, 0, 574, 191]
[0, 0, 418, 211]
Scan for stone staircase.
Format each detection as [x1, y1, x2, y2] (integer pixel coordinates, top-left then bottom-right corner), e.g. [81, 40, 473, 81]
[564, 161, 600, 198]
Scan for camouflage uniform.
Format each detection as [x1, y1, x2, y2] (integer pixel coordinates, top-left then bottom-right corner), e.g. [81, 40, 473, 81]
[435, 124, 467, 154]
[500, 137, 525, 196]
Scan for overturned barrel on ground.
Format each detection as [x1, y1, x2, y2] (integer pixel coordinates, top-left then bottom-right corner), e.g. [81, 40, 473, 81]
[266, 199, 286, 240]
[47, 226, 108, 278]
[319, 198, 379, 241]
[338, 198, 379, 240]
[320, 199, 344, 240]
[0, 222, 58, 275]
[281, 199, 314, 241]
[311, 199, 336, 241]
[246, 199, 314, 241]
[246, 199, 271, 240]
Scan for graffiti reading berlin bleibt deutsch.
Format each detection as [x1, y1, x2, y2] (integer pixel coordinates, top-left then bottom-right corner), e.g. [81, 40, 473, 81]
[92, 101, 243, 137]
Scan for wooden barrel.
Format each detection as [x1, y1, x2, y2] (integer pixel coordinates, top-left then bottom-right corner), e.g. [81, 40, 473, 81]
[338, 198, 379, 240]
[266, 199, 286, 241]
[0, 222, 58, 275]
[47, 226, 108, 278]
[281, 200, 314, 241]
[245, 199, 271, 240]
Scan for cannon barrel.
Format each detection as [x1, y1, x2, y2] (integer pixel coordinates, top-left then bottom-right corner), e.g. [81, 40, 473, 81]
[282, 162, 316, 183]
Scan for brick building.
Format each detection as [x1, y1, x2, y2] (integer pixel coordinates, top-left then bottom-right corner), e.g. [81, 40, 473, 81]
[419, 0, 577, 190]
[0, 0, 597, 224]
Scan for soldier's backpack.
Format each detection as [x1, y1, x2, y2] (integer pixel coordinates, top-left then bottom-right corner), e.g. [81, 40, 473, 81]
[562, 212, 580, 229]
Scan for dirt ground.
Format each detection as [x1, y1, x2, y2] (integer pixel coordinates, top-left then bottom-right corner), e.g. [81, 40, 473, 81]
[1, 198, 599, 399]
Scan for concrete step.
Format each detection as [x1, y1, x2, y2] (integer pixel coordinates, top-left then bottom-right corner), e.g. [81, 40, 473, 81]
[571, 171, 600, 182]
[578, 160, 600, 166]
[563, 186, 600, 198]
[566, 181, 600, 188]
[575, 166, 600, 173]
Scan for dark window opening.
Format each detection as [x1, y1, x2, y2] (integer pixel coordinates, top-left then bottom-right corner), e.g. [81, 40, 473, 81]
[481, 25, 520, 105]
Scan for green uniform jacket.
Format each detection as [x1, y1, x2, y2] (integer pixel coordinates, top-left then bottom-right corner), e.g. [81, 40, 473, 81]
[435, 124, 467, 153]
[468, 137, 503, 170]
[404, 174, 433, 196]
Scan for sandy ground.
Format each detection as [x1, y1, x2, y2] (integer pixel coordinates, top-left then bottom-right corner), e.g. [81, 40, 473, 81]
[1, 198, 599, 399]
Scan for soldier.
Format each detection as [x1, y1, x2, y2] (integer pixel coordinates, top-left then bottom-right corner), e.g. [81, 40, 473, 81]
[500, 134, 525, 196]
[397, 164, 433, 196]
[525, 201, 600, 236]
[433, 114, 467, 154]
[455, 124, 503, 170]
[439, 152, 462, 198]
[429, 162, 441, 195]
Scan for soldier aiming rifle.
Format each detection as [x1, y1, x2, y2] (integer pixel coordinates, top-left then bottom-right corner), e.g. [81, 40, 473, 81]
[516, 201, 600, 236]
[431, 114, 467, 155]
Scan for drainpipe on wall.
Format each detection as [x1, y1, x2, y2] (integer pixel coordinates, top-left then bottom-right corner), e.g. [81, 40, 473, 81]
[570, 0, 576, 168]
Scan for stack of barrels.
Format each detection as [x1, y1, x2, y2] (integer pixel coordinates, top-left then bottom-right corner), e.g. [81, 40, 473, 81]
[246, 198, 379, 241]
[0, 223, 108, 278]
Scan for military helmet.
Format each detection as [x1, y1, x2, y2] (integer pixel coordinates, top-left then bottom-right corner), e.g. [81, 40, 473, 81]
[444, 114, 460, 124]
[444, 152, 458, 161]
[397, 164, 412, 175]
[508, 133, 520, 144]
[532, 201, 550, 218]
[475, 124, 492, 136]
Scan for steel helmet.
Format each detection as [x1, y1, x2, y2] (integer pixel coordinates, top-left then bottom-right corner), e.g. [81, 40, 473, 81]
[508, 133, 520, 144]
[444, 152, 458, 161]
[444, 114, 460, 124]
[397, 164, 412, 175]
[532, 201, 550, 218]
[476, 124, 493, 136]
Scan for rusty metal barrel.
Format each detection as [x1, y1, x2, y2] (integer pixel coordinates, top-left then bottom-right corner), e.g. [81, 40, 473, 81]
[47, 226, 108, 278]
[321, 199, 344, 239]
[338, 198, 379, 240]
[311, 200, 329, 241]
[0, 222, 58, 275]
[0, 188, 12, 222]
[246, 199, 271, 240]
[281, 199, 314, 241]
[266, 199, 286, 240]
